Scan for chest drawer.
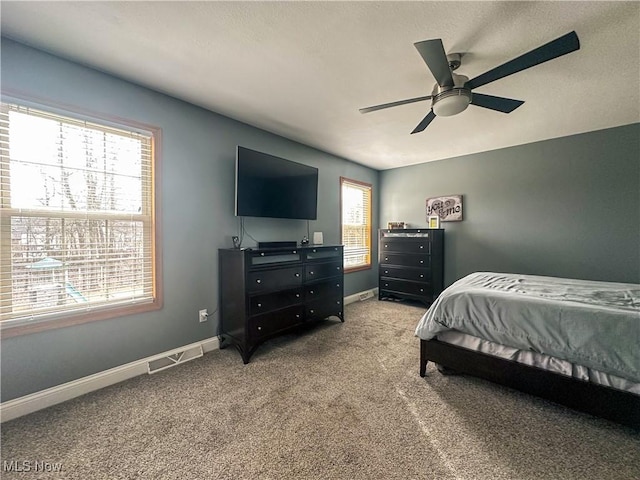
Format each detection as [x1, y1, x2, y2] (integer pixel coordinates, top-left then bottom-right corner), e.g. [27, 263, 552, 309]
[304, 261, 343, 282]
[247, 266, 303, 293]
[380, 253, 430, 268]
[380, 279, 432, 297]
[380, 240, 431, 254]
[249, 288, 303, 316]
[379, 266, 430, 283]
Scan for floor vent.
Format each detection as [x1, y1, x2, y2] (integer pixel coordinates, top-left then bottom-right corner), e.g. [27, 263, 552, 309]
[147, 345, 204, 374]
[359, 291, 374, 301]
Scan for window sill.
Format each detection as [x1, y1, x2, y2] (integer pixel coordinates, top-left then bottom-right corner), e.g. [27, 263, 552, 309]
[344, 265, 372, 274]
[1, 299, 163, 338]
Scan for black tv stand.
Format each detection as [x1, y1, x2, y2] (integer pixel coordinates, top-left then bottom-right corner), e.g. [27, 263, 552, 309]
[218, 244, 344, 363]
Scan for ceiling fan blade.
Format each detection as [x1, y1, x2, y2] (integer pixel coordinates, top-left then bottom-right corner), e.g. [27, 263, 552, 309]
[465, 31, 580, 90]
[359, 95, 432, 114]
[471, 93, 524, 113]
[414, 39, 454, 87]
[411, 110, 436, 134]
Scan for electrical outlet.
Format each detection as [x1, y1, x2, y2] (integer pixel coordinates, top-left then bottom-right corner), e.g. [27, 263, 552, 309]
[199, 309, 208, 323]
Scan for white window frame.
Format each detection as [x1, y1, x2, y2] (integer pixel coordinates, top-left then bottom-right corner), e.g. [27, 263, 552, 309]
[0, 97, 162, 337]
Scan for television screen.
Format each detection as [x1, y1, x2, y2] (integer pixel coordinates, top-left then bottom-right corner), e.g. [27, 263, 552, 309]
[235, 146, 318, 220]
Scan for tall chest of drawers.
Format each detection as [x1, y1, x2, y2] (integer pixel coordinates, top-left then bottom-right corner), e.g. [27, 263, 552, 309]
[219, 245, 344, 364]
[378, 229, 444, 306]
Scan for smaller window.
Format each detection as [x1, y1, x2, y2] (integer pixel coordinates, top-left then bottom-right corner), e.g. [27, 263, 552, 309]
[340, 177, 372, 272]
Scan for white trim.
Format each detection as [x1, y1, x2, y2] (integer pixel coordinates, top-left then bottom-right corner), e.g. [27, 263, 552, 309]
[0, 290, 377, 422]
[344, 287, 378, 305]
[0, 336, 220, 423]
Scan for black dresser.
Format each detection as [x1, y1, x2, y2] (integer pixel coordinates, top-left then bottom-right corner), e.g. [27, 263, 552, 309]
[219, 245, 344, 363]
[378, 229, 444, 306]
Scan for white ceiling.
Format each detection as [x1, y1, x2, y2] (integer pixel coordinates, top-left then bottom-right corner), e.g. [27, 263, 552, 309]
[1, 1, 639, 170]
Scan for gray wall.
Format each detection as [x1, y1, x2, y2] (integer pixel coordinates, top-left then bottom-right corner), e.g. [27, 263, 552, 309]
[380, 124, 640, 287]
[0, 39, 379, 401]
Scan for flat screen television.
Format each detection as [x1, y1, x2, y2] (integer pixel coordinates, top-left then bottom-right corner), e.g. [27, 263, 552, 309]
[235, 146, 318, 220]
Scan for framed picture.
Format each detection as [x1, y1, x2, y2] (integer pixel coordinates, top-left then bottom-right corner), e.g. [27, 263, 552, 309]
[428, 216, 440, 229]
[387, 221, 405, 229]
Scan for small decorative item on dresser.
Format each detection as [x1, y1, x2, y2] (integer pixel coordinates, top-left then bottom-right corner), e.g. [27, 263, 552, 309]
[428, 216, 440, 229]
[387, 221, 405, 229]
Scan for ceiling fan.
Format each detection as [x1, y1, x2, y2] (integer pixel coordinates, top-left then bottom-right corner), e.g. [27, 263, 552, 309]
[360, 31, 580, 134]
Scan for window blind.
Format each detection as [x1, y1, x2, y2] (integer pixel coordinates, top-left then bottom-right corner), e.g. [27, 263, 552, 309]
[0, 102, 157, 327]
[340, 177, 372, 271]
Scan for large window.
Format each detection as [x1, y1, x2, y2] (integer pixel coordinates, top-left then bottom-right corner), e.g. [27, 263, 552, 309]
[340, 177, 372, 272]
[0, 101, 161, 335]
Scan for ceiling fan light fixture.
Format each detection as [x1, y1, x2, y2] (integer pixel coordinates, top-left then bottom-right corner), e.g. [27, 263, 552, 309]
[432, 89, 472, 117]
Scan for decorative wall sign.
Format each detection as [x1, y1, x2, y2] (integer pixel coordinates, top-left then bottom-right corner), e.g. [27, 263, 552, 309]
[426, 195, 463, 222]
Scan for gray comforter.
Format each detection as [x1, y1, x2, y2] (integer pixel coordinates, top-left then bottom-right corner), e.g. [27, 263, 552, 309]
[415, 272, 640, 383]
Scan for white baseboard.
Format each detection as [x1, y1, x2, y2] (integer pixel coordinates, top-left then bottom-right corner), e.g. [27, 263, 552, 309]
[1, 289, 379, 423]
[344, 287, 378, 305]
[0, 336, 220, 423]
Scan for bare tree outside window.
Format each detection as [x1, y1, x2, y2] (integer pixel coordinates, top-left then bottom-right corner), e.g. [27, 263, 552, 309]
[0, 103, 159, 331]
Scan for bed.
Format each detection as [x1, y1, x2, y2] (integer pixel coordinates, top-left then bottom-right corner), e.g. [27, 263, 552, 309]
[415, 272, 640, 428]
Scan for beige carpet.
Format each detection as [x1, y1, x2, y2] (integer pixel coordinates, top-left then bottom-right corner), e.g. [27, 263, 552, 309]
[2, 299, 639, 479]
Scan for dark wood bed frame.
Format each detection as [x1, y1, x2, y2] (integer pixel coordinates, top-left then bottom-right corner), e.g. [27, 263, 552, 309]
[420, 339, 640, 429]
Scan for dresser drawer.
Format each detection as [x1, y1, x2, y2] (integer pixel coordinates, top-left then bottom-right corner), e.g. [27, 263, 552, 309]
[379, 266, 430, 282]
[249, 305, 304, 339]
[247, 266, 303, 293]
[380, 253, 430, 268]
[380, 239, 431, 254]
[304, 246, 342, 261]
[305, 298, 343, 321]
[380, 279, 432, 297]
[304, 260, 343, 282]
[249, 250, 301, 266]
[249, 288, 303, 316]
[304, 279, 342, 301]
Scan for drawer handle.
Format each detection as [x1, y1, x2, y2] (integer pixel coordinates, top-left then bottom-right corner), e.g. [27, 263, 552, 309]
[336, 266, 341, 270]
[313, 249, 317, 253]
[419, 245, 424, 249]
[295, 293, 300, 298]
[310, 309, 314, 314]
[419, 260, 424, 264]
[296, 314, 300, 318]
[257, 303, 262, 307]
[256, 279, 261, 284]
[260, 252, 265, 256]
[293, 250, 297, 254]
[385, 257, 388, 261]
[309, 271, 314, 275]
[295, 273, 300, 277]
[420, 274, 424, 278]
[385, 283, 389, 287]
[257, 326, 262, 331]
[336, 283, 340, 287]
[336, 301, 341, 305]
[310, 290, 314, 294]
[384, 270, 389, 274]
[420, 289, 424, 292]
